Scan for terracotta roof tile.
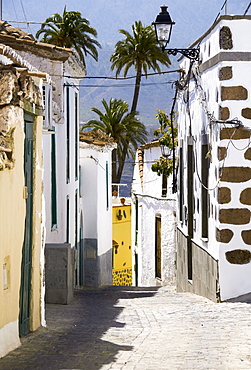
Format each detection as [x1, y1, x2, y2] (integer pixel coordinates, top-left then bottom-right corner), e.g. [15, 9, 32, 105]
[79, 131, 116, 146]
[0, 21, 35, 41]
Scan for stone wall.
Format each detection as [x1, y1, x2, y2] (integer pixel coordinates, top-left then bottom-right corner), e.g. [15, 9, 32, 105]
[83, 238, 99, 287]
[177, 229, 219, 302]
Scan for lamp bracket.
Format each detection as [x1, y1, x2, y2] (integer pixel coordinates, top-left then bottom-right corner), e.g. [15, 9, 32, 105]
[163, 47, 200, 61]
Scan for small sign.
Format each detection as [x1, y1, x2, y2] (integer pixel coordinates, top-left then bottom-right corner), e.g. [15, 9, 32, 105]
[3, 263, 8, 290]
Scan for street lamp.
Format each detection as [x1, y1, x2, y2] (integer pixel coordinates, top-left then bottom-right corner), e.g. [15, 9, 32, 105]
[160, 143, 172, 158]
[152, 5, 200, 61]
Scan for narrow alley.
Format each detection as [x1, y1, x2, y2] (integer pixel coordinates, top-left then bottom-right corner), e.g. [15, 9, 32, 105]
[1, 286, 251, 370]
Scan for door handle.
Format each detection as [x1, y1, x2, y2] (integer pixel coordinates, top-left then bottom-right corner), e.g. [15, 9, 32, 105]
[23, 186, 28, 199]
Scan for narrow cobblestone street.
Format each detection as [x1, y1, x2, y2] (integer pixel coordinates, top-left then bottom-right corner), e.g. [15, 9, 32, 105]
[1, 286, 251, 369]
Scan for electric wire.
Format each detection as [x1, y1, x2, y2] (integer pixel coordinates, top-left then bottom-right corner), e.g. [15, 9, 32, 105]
[192, 128, 234, 191]
[63, 69, 182, 80]
[244, 1, 251, 15]
[19, 0, 32, 33]
[70, 81, 174, 88]
[87, 156, 165, 186]
[221, 122, 251, 151]
[11, 0, 19, 25]
[179, 62, 251, 192]
[134, 193, 175, 202]
[213, 0, 228, 24]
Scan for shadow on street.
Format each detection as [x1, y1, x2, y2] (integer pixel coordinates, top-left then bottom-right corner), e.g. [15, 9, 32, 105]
[0, 286, 160, 369]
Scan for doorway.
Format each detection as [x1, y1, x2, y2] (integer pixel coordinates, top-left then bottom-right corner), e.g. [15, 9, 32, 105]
[155, 215, 162, 279]
[19, 114, 34, 336]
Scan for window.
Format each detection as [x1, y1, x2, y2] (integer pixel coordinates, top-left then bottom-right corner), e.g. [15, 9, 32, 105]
[106, 161, 109, 210]
[51, 127, 57, 229]
[162, 174, 167, 197]
[201, 143, 209, 239]
[187, 141, 194, 280]
[75, 189, 78, 248]
[79, 165, 82, 197]
[66, 85, 70, 183]
[66, 196, 70, 243]
[75, 92, 79, 180]
[179, 141, 184, 222]
[135, 198, 138, 246]
[42, 84, 52, 129]
[155, 215, 162, 279]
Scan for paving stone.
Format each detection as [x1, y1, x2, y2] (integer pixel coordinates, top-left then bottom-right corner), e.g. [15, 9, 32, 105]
[1, 286, 251, 369]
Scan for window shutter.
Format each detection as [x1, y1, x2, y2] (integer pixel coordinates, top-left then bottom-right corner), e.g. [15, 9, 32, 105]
[42, 84, 52, 129]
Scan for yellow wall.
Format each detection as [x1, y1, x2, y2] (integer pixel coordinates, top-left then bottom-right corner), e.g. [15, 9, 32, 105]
[112, 204, 132, 285]
[0, 109, 44, 357]
[0, 115, 25, 330]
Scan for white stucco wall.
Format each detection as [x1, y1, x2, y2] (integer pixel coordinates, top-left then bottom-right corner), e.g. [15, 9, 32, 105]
[79, 142, 114, 286]
[177, 16, 251, 300]
[132, 145, 177, 287]
[79, 146, 98, 239]
[17, 51, 82, 249]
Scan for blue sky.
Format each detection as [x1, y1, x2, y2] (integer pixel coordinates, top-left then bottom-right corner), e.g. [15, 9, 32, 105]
[2, 0, 250, 48]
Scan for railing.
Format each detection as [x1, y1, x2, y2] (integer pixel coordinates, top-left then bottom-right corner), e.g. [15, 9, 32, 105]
[112, 183, 130, 198]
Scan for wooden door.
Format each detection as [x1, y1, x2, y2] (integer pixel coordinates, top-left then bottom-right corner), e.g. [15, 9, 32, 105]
[155, 216, 162, 279]
[19, 115, 34, 336]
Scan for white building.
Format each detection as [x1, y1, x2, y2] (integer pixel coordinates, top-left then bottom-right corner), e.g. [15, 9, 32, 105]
[176, 15, 251, 302]
[0, 43, 46, 355]
[79, 131, 116, 287]
[131, 141, 176, 287]
[0, 22, 86, 303]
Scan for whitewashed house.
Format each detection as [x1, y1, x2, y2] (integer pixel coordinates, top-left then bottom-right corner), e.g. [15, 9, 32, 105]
[0, 44, 46, 356]
[0, 22, 86, 303]
[131, 141, 176, 287]
[79, 131, 116, 287]
[176, 15, 251, 302]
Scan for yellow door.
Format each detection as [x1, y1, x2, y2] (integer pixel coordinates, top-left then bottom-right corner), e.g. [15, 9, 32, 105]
[112, 204, 132, 286]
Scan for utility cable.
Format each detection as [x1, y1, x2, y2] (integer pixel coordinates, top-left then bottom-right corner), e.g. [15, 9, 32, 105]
[62, 69, 182, 80]
[19, 0, 32, 33]
[71, 81, 174, 88]
[11, 0, 19, 25]
[213, 0, 228, 24]
[244, 1, 251, 15]
[221, 122, 251, 151]
[192, 126, 235, 191]
[133, 193, 175, 202]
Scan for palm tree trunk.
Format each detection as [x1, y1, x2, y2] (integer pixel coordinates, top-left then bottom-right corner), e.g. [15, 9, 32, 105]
[131, 66, 142, 114]
[116, 147, 128, 184]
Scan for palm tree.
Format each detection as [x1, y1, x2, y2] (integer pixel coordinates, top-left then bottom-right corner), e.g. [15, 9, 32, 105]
[36, 7, 101, 67]
[110, 21, 171, 114]
[81, 98, 148, 184]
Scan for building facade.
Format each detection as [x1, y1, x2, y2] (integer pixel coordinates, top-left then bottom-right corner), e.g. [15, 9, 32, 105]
[0, 22, 86, 303]
[0, 45, 45, 357]
[79, 131, 115, 287]
[131, 142, 176, 287]
[176, 15, 251, 302]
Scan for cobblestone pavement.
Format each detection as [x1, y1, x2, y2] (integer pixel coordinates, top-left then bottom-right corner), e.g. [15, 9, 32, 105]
[1, 286, 251, 370]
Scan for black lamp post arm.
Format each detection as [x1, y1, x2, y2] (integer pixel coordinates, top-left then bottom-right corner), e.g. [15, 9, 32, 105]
[164, 47, 200, 61]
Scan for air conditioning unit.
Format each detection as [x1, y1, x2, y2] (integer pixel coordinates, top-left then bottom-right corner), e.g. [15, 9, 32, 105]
[42, 84, 52, 129]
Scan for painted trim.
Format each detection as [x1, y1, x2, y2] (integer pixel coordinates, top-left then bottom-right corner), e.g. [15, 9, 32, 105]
[200, 52, 251, 73]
